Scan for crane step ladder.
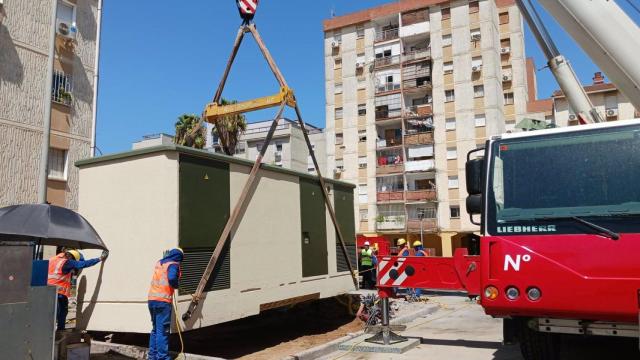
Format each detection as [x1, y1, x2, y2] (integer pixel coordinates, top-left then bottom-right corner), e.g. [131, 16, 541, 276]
[182, 0, 358, 322]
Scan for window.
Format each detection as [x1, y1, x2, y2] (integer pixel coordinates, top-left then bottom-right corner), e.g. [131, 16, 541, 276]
[442, 7, 451, 20]
[57, 1, 76, 25]
[336, 158, 344, 170]
[475, 114, 486, 127]
[48, 148, 67, 180]
[358, 185, 368, 203]
[499, 12, 509, 25]
[236, 143, 246, 154]
[333, 32, 342, 44]
[445, 89, 455, 102]
[504, 92, 514, 105]
[334, 57, 342, 69]
[358, 156, 368, 168]
[334, 82, 343, 94]
[442, 34, 452, 47]
[448, 175, 459, 188]
[469, 1, 479, 13]
[470, 28, 481, 41]
[447, 147, 457, 159]
[276, 143, 283, 152]
[358, 104, 367, 116]
[445, 117, 456, 131]
[359, 209, 369, 221]
[471, 56, 483, 70]
[450, 205, 461, 219]
[501, 38, 511, 49]
[335, 133, 344, 145]
[358, 77, 367, 89]
[358, 130, 367, 142]
[335, 107, 343, 119]
[51, 70, 73, 105]
[443, 61, 454, 74]
[473, 85, 484, 98]
[356, 24, 365, 39]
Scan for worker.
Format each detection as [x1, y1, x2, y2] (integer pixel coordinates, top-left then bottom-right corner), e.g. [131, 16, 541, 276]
[148, 248, 184, 360]
[48, 248, 107, 331]
[412, 241, 428, 298]
[397, 238, 411, 256]
[359, 241, 374, 289]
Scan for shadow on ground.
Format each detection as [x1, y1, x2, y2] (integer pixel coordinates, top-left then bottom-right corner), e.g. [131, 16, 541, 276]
[92, 296, 358, 359]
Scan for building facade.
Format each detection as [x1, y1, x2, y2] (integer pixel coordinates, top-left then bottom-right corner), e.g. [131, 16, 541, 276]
[132, 133, 175, 150]
[553, 72, 639, 126]
[206, 118, 327, 175]
[323, 0, 529, 256]
[0, 0, 102, 209]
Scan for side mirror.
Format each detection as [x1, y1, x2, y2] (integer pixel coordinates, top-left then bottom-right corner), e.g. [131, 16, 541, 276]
[466, 194, 482, 215]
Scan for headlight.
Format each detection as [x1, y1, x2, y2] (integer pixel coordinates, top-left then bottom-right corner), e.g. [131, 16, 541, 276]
[484, 286, 499, 300]
[527, 287, 542, 301]
[505, 286, 520, 300]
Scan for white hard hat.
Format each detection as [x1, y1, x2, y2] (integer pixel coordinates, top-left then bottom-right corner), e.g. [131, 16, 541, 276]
[364, 241, 370, 246]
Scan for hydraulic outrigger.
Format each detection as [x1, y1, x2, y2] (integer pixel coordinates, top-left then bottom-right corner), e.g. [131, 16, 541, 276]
[182, 0, 358, 321]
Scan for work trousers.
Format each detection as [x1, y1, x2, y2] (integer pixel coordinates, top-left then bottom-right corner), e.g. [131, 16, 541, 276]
[56, 294, 69, 331]
[148, 301, 172, 360]
[360, 264, 374, 289]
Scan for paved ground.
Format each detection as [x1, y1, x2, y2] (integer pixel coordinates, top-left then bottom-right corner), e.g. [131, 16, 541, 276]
[317, 294, 639, 360]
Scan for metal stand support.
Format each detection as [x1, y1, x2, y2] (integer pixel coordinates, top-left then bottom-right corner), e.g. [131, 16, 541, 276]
[365, 297, 407, 345]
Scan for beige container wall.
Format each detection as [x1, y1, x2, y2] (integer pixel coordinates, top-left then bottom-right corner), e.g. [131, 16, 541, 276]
[76, 152, 179, 333]
[76, 149, 353, 333]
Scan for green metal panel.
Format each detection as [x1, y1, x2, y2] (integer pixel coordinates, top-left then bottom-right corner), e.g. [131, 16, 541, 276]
[299, 178, 328, 277]
[334, 184, 357, 272]
[178, 155, 230, 292]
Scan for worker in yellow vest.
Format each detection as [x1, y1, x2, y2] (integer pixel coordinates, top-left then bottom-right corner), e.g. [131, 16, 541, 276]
[147, 248, 183, 360]
[359, 241, 374, 289]
[48, 249, 107, 331]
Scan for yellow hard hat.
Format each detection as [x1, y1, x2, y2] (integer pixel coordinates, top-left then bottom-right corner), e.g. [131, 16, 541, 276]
[66, 249, 81, 261]
[413, 240, 423, 247]
[397, 238, 406, 246]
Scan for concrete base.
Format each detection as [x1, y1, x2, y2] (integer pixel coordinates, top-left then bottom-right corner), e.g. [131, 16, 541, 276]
[337, 334, 420, 354]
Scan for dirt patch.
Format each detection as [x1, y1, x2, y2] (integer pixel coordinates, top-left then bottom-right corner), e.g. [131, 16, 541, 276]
[93, 295, 363, 359]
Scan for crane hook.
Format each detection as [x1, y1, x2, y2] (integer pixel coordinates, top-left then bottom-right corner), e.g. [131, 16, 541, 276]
[236, 0, 259, 24]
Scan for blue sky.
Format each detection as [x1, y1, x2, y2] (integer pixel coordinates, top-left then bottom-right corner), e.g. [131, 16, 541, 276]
[95, 1, 640, 155]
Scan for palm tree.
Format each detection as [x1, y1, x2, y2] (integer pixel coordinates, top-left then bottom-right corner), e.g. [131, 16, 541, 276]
[174, 114, 206, 149]
[211, 98, 247, 155]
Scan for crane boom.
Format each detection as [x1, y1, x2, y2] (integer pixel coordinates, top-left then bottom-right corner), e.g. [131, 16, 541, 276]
[538, 0, 640, 112]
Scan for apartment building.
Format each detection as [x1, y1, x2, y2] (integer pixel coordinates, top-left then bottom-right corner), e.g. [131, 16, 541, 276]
[206, 118, 327, 175]
[323, 0, 529, 256]
[0, 0, 102, 209]
[132, 133, 175, 150]
[553, 72, 639, 126]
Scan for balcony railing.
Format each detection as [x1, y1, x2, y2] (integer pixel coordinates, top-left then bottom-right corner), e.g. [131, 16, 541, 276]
[407, 218, 438, 232]
[406, 189, 437, 201]
[376, 163, 404, 175]
[374, 55, 400, 68]
[376, 213, 406, 230]
[404, 131, 434, 145]
[405, 159, 435, 172]
[244, 123, 289, 135]
[376, 83, 401, 94]
[376, 108, 402, 120]
[404, 105, 433, 118]
[52, 70, 73, 106]
[375, 28, 399, 43]
[402, 49, 431, 63]
[376, 138, 402, 149]
[377, 191, 405, 202]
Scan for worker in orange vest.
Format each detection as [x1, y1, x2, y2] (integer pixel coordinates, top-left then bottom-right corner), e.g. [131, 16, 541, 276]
[48, 248, 107, 331]
[148, 248, 183, 360]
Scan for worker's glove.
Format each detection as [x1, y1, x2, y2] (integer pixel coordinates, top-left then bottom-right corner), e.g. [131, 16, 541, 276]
[100, 250, 109, 261]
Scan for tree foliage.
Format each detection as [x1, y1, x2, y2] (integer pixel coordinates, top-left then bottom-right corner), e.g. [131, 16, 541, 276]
[174, 113, 206, 149]
[211, 98, 247, 155]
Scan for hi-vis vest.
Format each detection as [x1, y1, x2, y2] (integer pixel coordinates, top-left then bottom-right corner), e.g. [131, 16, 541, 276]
[148, 261, 181, 303]
[360, 248, 373, 266]
[48, 253, 72, 297]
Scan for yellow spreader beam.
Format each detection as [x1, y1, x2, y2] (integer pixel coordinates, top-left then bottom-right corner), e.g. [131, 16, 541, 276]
[204, 87, 296, 123]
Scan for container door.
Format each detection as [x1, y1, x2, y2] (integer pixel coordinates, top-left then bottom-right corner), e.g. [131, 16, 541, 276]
[299, 178, 328, 277]
[334, 184, 357, 272]
[178, 155, 231, 294]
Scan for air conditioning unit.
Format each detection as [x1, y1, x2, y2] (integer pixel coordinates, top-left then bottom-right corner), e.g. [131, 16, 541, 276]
[331, 41, 341, 48]
[501, 47, 511, 54]
[471, 34, 481, 41]
[568, 114, 577, 121]
[56, 20, 77, 40]
[606, 108, 619, 117]
[502, 74, 512, 82]
[334, 168, 344, 174]
[472, 66, 482, 72]
[356, 62, 364, 68]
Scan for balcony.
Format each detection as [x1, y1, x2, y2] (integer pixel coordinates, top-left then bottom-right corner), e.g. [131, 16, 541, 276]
[376, 83, 401, 94]
[377, 163, 404, 175]
[376, 137, 402, 149]
[376, 108, 402, 121]
[375, 28, 399, 43]
[400, 10, 430, 38]
[404, 105, 432, 119]
[402, 49, 431, 63]
[406, 189, 437, 201]
[404, 131, 434, 145]
[377, 191, 405, 202]
[374, 55, 400, 69]
[405, 159, 435, 172]
[407, 218, 438, 232]
[376, 213, 406, 231]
